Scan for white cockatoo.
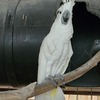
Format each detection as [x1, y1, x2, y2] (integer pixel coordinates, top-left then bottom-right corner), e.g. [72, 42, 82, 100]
[76, 0, 100, 18]
[35, 0, 75, 100]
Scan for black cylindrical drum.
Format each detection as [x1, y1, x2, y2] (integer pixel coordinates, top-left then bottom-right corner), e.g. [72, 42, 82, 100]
[0, 1, 100, 87]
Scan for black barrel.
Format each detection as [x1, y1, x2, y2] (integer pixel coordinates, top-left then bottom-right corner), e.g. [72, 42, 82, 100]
[0, 0, 61, 87]
[0, 1, 100, 87]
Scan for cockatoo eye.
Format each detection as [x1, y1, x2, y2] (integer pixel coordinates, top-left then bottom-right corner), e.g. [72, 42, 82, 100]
[56, 10, 62, 15]
[61, 10, 70, 25]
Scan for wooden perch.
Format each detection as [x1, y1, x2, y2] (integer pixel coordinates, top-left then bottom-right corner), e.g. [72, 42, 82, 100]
[33, 51, 100, 96]
[0, 51, 100, 100]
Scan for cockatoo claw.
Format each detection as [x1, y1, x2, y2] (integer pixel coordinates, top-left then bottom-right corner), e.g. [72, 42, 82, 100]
[45, 75, 66, 88]
[55, 74, 66, 87]
[46, 75, 58, 88]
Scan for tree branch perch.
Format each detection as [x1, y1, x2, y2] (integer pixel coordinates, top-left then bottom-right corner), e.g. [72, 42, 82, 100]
[0, 51, 100, 100]
[33, 51, 100, 97]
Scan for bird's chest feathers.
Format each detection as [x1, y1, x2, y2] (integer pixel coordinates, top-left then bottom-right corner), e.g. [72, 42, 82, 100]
[47, 29, 72, 45]
[49, 20, 73, 38]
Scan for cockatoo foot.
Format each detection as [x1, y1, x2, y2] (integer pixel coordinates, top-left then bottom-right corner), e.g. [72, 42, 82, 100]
[55, 74, 66, 87]
[46, 75, 58, 88]
[45, 75, 65, 88]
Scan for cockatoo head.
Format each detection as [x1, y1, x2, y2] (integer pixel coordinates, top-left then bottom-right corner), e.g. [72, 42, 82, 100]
[50, 0, 75, 38]
[56, 0, 75, 25]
